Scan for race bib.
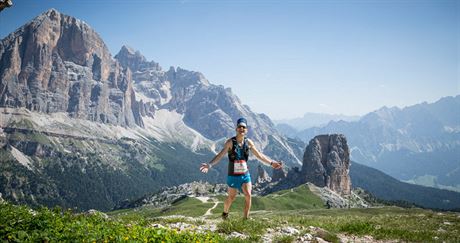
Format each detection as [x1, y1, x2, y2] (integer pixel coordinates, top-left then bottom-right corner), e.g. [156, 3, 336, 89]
[234, 160, 248, 174]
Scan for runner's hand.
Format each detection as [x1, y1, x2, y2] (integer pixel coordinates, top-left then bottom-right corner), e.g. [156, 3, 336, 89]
[200, 163, 209, 173]
[271, 161, 283, 169]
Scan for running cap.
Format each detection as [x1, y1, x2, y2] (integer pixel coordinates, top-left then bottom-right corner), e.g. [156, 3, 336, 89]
[237, 118, 247, 127]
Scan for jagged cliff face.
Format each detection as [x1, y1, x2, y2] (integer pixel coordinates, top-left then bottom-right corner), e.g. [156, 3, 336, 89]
[301, 134, 351, 195]
[114, 46, 303, 166]
[0, 9, 141, 127]
[256, 134, 352, 196]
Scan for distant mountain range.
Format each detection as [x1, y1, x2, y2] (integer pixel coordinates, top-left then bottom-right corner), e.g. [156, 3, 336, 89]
[279, 96, 460, 192]
[274, 113, 360, 132]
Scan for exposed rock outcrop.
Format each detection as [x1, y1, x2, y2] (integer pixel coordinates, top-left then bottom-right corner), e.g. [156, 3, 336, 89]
[272, 166, 287, 182]
[257, 134, 352, 199]
[256, 165, 271, 186]
[116, 181, 227, 209]
[114, 45, 161, 73]
[301, 134, 351, 195]
[307, 183, 368, 208]
[0, 9, 142, 127]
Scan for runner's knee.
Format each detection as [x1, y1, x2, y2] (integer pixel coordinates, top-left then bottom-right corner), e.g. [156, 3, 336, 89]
[228, 193, 236, 201]
[244, 191, 251, 198]
[242, 184, 252, 196]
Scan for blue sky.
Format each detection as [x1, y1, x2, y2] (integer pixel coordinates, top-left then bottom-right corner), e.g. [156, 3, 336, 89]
[0, 0, 458, 119]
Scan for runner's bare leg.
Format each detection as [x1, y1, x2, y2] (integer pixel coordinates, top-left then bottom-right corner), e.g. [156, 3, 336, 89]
[242, 182, 252, 219]
[224, 187, 237, 213]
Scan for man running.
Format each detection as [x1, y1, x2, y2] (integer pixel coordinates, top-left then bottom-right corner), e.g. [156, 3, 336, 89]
[200, 117, 282, 220]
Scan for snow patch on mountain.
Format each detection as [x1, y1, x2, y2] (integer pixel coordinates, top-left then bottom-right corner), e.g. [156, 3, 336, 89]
[141, 109, 213, 152]
[271, 135, 302, 165]
[1, 107, 217, 154]
[10, 146, 33, 171]
[135, 90, 157, 104]
[159, 81, 172, 105]
[1, 107, 144, 141]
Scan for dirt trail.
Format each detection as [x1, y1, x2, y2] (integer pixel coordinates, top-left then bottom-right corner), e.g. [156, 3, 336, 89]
[204, 201, 219, 216]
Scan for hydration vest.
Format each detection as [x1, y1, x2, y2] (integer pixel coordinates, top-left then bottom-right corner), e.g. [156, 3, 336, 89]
[228, 136, 250, 175]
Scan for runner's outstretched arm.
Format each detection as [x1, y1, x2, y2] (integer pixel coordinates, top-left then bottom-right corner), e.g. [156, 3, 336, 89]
[247, 139, 283, 169]
[200, 139, 232, 173]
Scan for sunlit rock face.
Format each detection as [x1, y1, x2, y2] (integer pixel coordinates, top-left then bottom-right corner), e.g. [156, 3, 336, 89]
[0, 9, 142, 127]
[301, 134, 351, 195]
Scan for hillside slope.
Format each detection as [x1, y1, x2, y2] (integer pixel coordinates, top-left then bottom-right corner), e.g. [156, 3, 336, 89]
[350, 162, 460, 210]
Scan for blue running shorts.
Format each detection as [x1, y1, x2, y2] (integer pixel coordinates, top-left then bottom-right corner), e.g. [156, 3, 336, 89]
[227, 173, 251, 192]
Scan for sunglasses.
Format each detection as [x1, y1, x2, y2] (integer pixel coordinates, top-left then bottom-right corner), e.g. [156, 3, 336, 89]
[237, 125, 247, 129]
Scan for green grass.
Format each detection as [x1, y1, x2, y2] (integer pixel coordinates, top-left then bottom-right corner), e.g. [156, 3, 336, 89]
[217, 217, 268, 235]
[0, 149, 14, 161]
[162, 197, 215, 217]
[257, 184, 325, 210]
[212, 207, 460, 242]
[110, 184, 456, 242]
[211, 184, 324, 216]
[9, 119, 35, 129]
[110, 184, 324, 221]
[0, 202, 222, 242]
[8, 130, 52, 145]
[273, 235, 295, 243]
[7, 119, 52, 145]
[265, 207, 460, 242]
[110, 197, 214, 220]
[30, 132, 52, 144]
[3, 182, 460, 242]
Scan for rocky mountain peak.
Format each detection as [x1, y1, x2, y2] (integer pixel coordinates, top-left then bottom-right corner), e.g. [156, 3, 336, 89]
[256, 134, 352, 197]
[113, 45, 290, 148]
[113, 46, 296, 158]
[120, 45, 137, 55]
[301, 134, 351, 195]
[0, 8, 142, 127]
[43, 8, 59, 17]
[167, 66, 210, 87]
[115, 45, 161, 73]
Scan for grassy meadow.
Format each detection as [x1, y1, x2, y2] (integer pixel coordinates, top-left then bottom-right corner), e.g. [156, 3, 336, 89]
[1, 184, 459, 242]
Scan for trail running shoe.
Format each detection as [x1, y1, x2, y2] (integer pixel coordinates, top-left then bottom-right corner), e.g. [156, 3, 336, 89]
[222, 212, 229, 220]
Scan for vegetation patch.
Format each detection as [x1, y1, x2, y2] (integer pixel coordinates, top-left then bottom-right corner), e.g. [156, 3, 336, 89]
[0, 202, 222, 242]
[2, 195, 460, 242]
[217, 218, 268, 235]
[9, 119, 35, 129]
[162, 197, 213, 217]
